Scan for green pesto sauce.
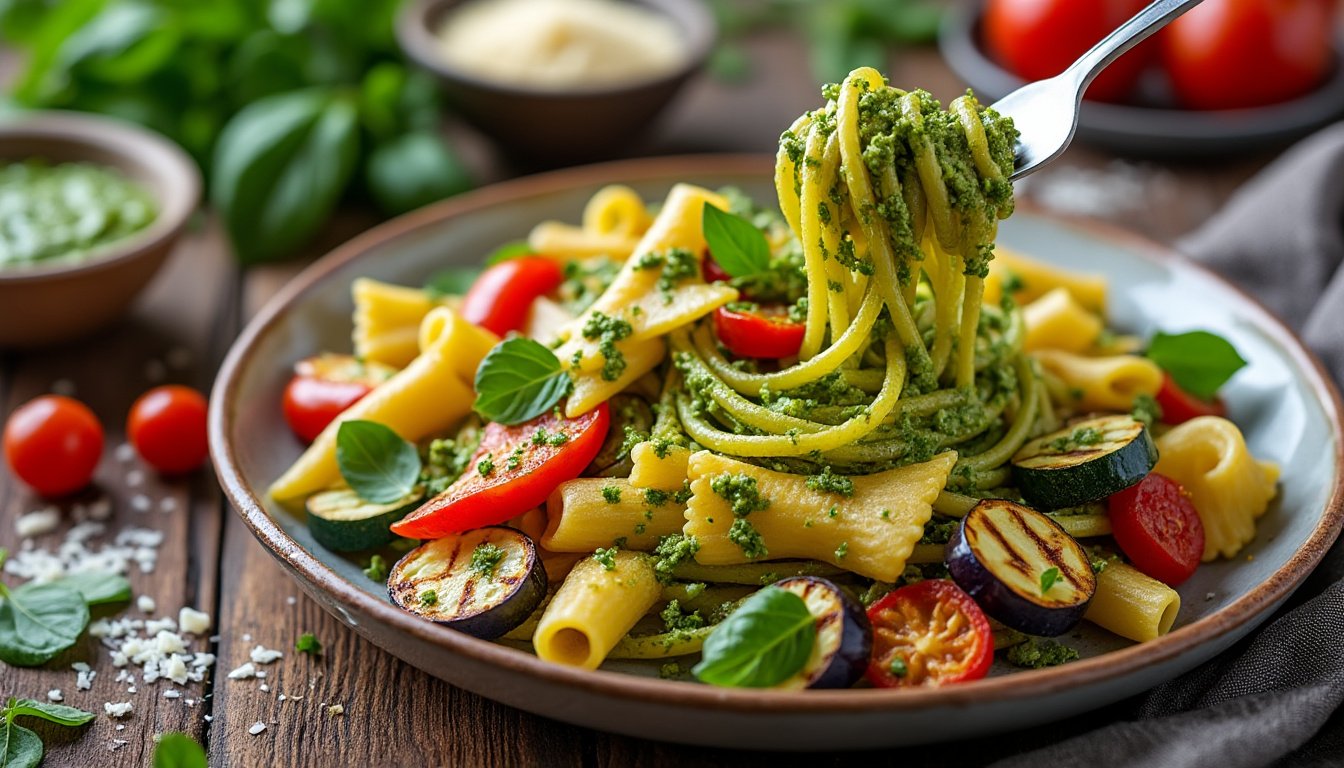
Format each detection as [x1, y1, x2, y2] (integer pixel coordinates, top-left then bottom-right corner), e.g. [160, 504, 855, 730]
[582, 311, 633, 381]
[709, 473, 770, 517]
[806, 466, 855, 497]
[601, 485, 622, 504]
[0, 160, 157, 269]
[1005, 637, 1079, 669]
[728, 518, 768, 559]
[652, 534, 699, 583]
[468, 542, 506, 578]
[592, 546, 619, 572]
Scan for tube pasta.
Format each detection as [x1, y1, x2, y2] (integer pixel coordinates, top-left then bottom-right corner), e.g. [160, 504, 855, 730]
[543, 478, 686, 552]
[533, 551, 661, 669]
[628, 441, 692, 491]
[683, 451, 956, 581]
[1034, 350, 1163, 412]
[1085, 562, 1181, 642]
[1154, 416, 1280, 560]
[269, 307, 497, 503]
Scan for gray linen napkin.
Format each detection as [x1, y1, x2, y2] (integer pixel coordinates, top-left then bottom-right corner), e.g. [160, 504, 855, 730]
[985, 122, 1344, 768]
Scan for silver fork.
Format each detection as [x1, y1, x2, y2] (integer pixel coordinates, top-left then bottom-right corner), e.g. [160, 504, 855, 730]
[993, 0, 1205, 181]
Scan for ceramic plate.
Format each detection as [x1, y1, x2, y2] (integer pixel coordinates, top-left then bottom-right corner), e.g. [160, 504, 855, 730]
[210, 156, 1344, 750]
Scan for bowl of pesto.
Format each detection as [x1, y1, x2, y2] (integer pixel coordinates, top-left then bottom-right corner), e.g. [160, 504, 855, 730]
[0, 111, 200, 347]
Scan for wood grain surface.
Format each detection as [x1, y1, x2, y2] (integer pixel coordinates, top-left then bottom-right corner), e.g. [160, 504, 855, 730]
[0, 36, 1274, 767]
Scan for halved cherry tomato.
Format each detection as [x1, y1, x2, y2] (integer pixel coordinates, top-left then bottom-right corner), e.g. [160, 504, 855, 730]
[461, 256, 565, 337]
[391, 403, 610, 539]
[713, 305, 805, 359]
[1161, 0, 1334, 111]
[1155, 373, 1226, 425]
[128, 385, 209, 475]
[983, 0, 1152, 103]
[283, 355, 394, 443]
[866, 579, 994, 688]
[1107, 472, 1204, 586]
[3, 395, 104, 497]
[701, 248, 733, 284]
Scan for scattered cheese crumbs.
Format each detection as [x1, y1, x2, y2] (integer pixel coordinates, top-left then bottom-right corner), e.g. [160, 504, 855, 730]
[286, 596, 297, 606]
[116, 443, 136, 463]
[259, 683, 270, 693]
[74, 663, 96, 690]
[278, 694, 287, 702]
[3, 523, 164, 582]
[327, 704, 344, 716]
[228, 662, 258, 680]
[15, 508, 61, 539]
[163, 690, 181, 699]
[179, 607, 211, 635]
[163, 655, 190, 685]
[243, 633, 252, 642]
[250, 645, 283, 664]
[137, 595, 157, 613]
[128, 686, 137, 694]
[104, 701, 134, 719]
[248, 722, 267, 736]
[204, 715, 213, 723]
[85, 497, 113, 521]
[126, 470, 145, 488]
[131, 494, 152, 513]
[108, 739, 129, 752]
[145, 617, 176, 635]
[159, 497, 178, 514]
[51, 378, 76, 396]
[47, 689, 63, 702]
[115, 724, 125, 731]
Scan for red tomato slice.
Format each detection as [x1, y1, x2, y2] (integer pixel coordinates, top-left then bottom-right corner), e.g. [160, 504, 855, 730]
[282, 355, 391, 444]
[461, 256, 565, 337]
[3, 395, 104, 497]
[391, 403, 610, 539]
[712, 305, 805, 359]
[866, 579, 994, 688]
[127, 385, 209, 475]
[1155, 373, 1226, 425]
[1107, 472, 1204, 586]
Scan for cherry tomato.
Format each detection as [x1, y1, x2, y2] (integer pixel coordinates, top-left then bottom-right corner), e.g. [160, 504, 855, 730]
[1107, 472, 1205, 586]
[702, 248, 733, 284]
[866, 579, 994, 688]
[1161, 0, 1334, 110]
[283, 355, 393, 444]
[983, 0, 1152, 103]
[1155, 373, 1226, 425]
[713, 305, 805, 359]
[128, 385, 208, 475]
[391, 403, 610, 539]
[3, 395, 104, 497]
[461, 256, 565, 337]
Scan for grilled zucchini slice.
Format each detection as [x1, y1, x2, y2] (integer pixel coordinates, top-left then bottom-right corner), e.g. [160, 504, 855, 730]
[1011, 415, 1157, 510]
[306, 488, 421, 552]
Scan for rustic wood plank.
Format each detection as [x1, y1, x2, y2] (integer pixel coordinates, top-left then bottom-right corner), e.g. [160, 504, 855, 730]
[0, 218, 232, 765]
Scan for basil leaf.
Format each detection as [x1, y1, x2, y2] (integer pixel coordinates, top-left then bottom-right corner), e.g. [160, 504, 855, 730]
[485, 241, 535, 265]
[423, 267, 480, 301]
[1146, 330, 1247, 401]
[56, 1, 179, 84]
[0, 722, 42, 768]
[365, 130, 473, 217]
[335, 420, 422, 504]
[473, 339, 570, 426]
[211, 88, 360, 264]
[152, 732, 208, 768]
[702, 203, 770, 278]
[5, 698, 94, 727]
[692, 586, 815, 687]
[1039, 567, 1060, 595]
[50, 572, 131, 606]
[0, 581, 89, 666]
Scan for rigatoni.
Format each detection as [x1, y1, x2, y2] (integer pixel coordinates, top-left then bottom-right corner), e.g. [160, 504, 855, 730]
[543, 478, 686, 552]
[533, 550, 660, 669]
[1085, 562, 1181, 642]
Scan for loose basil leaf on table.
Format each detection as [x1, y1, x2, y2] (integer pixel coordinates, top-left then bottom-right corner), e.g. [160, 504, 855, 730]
[0, 579, 90, 667]
[702, 203, 771, 278]
[50, 572, 132, 607]
[0, 722, 42, 768]
[692, 585, 816, 687]
[1146, 330, 1247, 401]
[335, 420, 422, 504]
[365, 130, 474, 216]
[152, 732, 208, 768]
[211, 88, 360, 264]
[4, 698, 95, 727]
[473, 338, 570, 426]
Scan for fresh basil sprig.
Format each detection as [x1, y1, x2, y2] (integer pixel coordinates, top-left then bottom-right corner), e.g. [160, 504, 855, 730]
[152, 732, 208, 768]
[1, 696, 93, 768]
[473, 339, 570, 426]
[335, 421, 422, 504]
[50, 572, 132, 607]
[1146, 330, 1247, 401]
[692, 586, 816, 687]
[702, 203, 771, 278]
[0, 549, 90, 668]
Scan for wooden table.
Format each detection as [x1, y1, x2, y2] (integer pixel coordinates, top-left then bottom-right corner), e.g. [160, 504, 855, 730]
[0, 37, 1276, 767]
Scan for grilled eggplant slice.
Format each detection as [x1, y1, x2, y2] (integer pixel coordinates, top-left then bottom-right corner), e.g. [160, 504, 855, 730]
[388, 527, 546, 639]
[773, 576, 872, 690]
[946, 500, 1096, 637]
[1011, 415, 1157, 510]
[306, 488, 420, 552]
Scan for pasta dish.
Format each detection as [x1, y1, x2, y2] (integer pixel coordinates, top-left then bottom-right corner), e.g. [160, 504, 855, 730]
[268, 68, 1278, 689]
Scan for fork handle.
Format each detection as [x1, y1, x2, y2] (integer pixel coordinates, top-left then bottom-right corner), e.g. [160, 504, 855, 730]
[1064, 0, 1205, 96]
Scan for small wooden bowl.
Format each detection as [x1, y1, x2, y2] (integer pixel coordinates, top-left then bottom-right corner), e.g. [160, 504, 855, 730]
[0, 111, 201, 348]
[397, 0, 715, 163]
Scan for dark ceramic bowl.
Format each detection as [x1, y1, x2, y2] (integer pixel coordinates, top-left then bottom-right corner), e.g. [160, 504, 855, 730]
[396, 0, 714, 162]
[0, 111, 201, 347]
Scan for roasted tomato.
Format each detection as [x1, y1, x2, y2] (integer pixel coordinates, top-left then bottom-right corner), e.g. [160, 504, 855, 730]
[3, 395, 104, 497]
[713, 305, 805, 359]
[282, 355, 394, 444]
[865, 579, 995, 688]
[461, 256, 565, 337]
[1155, 373, 1227, 425]
[127, 385, 209, 475]
[391, 403, 610, 539]
[1107, 472, 1205, 586]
